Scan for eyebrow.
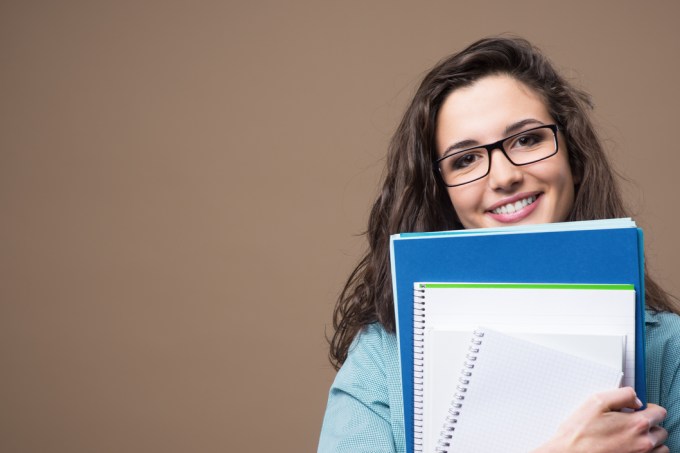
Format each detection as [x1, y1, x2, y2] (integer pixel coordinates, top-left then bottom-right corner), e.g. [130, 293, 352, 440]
[442, 118, 547, 157]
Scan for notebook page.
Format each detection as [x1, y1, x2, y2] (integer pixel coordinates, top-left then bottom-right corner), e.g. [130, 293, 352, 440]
[441, 329, 623, 452]
[424, 329, 624, 453]
[419, 284, 636, 386]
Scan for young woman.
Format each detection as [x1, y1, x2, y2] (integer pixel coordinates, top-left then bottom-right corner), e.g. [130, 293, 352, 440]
[319, 37, 680, 452]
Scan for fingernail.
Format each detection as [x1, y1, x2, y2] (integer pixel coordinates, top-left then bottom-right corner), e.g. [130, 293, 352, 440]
[635, 397, 642, 407]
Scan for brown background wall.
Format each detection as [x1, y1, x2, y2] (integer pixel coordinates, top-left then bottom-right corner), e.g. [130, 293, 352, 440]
[2, 1, 680, 452]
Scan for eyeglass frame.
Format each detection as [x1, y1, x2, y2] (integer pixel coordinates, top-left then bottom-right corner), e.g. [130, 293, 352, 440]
[434, 124, 560, 187]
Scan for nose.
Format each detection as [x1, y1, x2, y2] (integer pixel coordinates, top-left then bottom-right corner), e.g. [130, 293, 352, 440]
[487, 148, 523, 191]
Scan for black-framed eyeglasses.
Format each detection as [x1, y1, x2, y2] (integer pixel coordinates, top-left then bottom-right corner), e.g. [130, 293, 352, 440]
[434, 124, 560, 187]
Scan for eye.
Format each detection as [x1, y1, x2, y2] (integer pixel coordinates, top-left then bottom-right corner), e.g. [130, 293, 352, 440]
[450, 149, 485, 170]
[514, 133, 541, 148]
[508, 128, 552, 151]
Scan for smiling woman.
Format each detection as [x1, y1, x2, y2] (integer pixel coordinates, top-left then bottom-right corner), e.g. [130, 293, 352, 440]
[436, 75, 576, 229]
[318, 36, 680, 453]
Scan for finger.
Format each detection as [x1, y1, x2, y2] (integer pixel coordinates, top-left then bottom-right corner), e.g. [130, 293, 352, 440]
[648, 425, 669, 445]
[642, 404, 668, 427]
[588, 387, 641, 412]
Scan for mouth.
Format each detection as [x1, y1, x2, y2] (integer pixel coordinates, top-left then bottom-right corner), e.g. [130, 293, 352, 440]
[489, 194, 539, 215]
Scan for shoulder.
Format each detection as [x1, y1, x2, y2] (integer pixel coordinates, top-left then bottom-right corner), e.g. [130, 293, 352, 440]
[645, 309, 680, 367]
[645, 309, 680, 399]
[349, 324, 399, 361]
[338, 323, 400, 384]
[646, 309, 680, 349]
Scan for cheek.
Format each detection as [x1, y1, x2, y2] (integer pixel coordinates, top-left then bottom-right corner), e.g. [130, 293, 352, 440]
[542, 159, 576, 215]
[447, 186, 481, 219]
[556, 156, 576, 193]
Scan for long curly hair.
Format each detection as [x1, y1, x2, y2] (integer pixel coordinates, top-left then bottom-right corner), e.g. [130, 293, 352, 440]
[329, 36, 680, 370]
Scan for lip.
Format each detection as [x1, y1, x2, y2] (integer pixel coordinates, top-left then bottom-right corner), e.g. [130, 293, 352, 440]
[486, 192, 542, 223]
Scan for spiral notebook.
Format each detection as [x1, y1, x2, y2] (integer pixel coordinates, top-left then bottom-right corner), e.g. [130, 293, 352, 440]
[435, 328, 623, 453]
[414, 283, 636, 453]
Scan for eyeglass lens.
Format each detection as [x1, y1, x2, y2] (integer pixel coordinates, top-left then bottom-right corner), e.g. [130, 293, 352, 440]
[438, 126, 557, 187]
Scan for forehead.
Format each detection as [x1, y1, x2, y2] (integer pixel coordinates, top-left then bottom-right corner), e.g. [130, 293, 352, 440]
[436, 75, 551, 147]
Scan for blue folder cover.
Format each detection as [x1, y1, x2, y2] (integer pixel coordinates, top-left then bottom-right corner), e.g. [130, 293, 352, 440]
[390, 224, 646, 453]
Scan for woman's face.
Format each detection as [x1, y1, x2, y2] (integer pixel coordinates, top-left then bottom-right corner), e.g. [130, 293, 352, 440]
[436, 74, 576, 229]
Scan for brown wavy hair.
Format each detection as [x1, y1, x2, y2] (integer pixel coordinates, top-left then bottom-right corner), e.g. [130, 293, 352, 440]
[329, 36, 680, 370]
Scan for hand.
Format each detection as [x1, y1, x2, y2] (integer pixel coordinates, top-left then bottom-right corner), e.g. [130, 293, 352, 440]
[534, 387, 668, 453]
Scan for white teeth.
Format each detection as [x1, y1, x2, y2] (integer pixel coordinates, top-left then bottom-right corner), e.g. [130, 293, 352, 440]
[492, 195, 537, 215]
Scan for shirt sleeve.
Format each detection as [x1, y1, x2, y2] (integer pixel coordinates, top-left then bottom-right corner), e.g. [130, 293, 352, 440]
[657, 316, 680, 452]
[645, 310, 680, 452]
[662, 362, 680, 451]
[318, 324, 398, 453]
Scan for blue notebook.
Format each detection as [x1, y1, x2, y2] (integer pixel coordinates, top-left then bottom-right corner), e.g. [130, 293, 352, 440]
[389, 219, 646, 453]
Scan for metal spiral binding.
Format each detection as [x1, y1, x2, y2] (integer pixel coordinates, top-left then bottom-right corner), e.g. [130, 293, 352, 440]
[435, 329, 485, 453]
[413, 285, 426, 453]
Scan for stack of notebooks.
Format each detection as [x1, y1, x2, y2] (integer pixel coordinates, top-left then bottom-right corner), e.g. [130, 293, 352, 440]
[389, 219, 646, 453]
